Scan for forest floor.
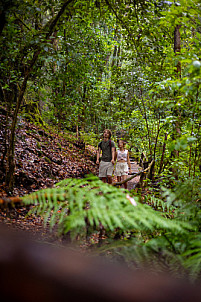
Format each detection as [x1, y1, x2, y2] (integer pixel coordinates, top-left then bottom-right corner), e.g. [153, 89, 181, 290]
[0, 111, 141, 246]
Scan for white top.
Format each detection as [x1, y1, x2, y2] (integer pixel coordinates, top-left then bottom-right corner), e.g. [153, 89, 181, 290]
[116, 150, 128, 162]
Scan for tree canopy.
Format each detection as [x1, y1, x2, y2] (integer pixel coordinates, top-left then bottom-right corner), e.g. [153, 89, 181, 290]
[1, 0, 200, 188]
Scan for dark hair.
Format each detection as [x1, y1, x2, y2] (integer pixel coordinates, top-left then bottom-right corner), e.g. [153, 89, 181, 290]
[118, 140, 126, 147]
[103, 129, 112, 138]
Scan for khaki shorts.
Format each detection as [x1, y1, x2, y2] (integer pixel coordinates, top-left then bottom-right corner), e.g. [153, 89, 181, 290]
[99, 161, 114, 178]
[114, 162, 128, 176]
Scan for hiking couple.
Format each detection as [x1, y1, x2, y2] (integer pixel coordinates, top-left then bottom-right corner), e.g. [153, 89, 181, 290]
[96, 129, 132, 189]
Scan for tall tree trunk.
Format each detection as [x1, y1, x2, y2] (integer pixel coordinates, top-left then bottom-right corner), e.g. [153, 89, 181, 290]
[1, 95, 12, 174]
[174, 25, 181, 77]
[5, 0, 75, 192]
[5, 50, 40, 191]
[171, 24, 181, 178]
[189, 87, 199, 177]
[140, 92, 152, 157]
[174, 24, 182, 139]
[153, 120, 160, 161]
[158, 133, 168, 174]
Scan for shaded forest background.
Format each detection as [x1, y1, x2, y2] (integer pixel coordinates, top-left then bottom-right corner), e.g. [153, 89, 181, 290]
[0, 0, 201, 282]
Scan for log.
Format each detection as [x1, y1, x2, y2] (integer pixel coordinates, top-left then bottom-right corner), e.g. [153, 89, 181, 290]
[0, 162, 155, 205]
[112, 160, 155, 186]
[0, 196, 22, 205]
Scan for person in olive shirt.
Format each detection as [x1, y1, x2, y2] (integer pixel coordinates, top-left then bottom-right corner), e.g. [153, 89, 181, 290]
[96, 129, 116, 184]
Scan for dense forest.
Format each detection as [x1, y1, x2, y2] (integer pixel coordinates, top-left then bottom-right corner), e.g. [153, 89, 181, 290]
[0, 0, 201, 284]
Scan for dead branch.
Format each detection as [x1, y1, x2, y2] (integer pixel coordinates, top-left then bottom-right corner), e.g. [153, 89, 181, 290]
[0, 196, 22, 205]
[0, 192, 65, 206]
[0, 160, 154, 205]
[112, 160, 155, 186]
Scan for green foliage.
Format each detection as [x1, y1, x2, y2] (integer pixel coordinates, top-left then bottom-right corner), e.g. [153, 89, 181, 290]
[1, 0, 201, 280]
[22, 175, 191, 241]
[102, 178, 201, 280]
[2, 0, 201, 181]
[79, 131, 99, 147]
[22, 176, 201, 280]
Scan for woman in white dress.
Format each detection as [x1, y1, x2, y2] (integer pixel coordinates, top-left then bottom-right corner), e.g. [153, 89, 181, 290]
[114, 140, 132, 189]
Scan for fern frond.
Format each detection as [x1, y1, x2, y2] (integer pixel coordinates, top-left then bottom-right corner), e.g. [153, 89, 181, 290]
[22, 175, 192, 240]
[182, 234, 201, 280]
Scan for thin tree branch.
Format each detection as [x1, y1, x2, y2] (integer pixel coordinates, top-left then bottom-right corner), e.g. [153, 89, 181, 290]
[105, 0, 139, 57]
[14, 13, 33, 32]
[45, 0, 75, 39]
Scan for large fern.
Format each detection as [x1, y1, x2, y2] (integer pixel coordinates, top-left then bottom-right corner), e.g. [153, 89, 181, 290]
[182, 233, 201, 280]
[99, 178, 201, 281]
[22, 175, 191, 240]
[21, 175, 201, 280]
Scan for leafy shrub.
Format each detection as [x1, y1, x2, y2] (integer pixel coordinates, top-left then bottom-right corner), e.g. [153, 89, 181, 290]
[22, 175, 201, 280]
[22, 175, 190, 240]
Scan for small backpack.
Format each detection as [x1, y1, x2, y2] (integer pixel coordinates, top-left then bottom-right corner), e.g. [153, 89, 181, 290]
[99, 140, 112, 150]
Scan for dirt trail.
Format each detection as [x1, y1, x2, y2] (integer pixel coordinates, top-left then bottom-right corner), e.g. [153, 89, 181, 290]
[127, 161, 141, 191]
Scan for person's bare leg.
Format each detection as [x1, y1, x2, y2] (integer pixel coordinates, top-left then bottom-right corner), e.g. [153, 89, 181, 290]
[117, 176, 121, 182]
[101, 177, 107, 183]
[107, 176, 113, 184]
[122, 175, 128, 189]
[117, 176, 121, 188]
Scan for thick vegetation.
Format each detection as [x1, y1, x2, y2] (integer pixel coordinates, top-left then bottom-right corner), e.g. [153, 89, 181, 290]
[0, 0, 201, 280]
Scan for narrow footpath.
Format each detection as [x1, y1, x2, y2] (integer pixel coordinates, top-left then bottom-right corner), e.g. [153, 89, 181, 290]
[127, 160, 141, 191]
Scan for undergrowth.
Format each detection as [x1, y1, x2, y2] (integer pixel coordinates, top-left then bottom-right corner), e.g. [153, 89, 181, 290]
[22, 175, 201, 281]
